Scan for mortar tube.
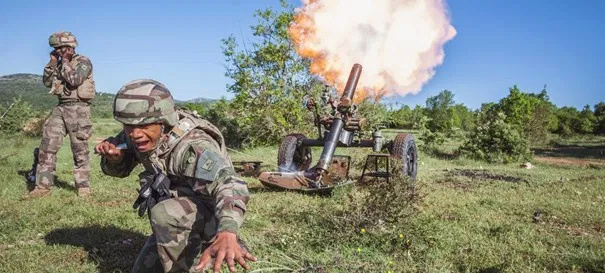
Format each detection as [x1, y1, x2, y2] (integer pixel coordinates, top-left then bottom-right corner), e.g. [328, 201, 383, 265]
[315, 64, 362, 178]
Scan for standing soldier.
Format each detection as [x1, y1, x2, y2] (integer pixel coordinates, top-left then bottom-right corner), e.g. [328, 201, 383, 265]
[95, 79, 256, 273]
[29, 31, 95, 197]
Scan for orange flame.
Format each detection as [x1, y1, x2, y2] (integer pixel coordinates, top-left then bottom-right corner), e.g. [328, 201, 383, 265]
[288, 0, 457, 103]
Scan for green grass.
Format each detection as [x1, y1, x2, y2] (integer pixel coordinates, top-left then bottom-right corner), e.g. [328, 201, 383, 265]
[0, 120, 604, 272]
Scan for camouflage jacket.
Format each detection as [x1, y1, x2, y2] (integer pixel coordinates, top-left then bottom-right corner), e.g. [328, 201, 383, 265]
[43, 54, 95, 102]
[100, 112, 249, 234]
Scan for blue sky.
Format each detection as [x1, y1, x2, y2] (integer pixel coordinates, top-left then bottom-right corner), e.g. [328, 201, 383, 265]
[0, 0, 602, 109]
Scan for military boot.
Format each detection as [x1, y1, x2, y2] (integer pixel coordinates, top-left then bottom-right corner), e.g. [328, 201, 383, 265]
[77, 187, 91, 197]
[29, 186, 51, 197]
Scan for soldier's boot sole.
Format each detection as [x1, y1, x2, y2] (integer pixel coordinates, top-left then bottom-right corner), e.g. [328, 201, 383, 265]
[28, 187, 51, 198]
[77, 187, 91, 197]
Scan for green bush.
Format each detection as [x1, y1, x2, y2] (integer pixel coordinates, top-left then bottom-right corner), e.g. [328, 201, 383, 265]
[416, 116, 445, 153]
[220, 2, 322, 147]
[458, 110, 531, 163]
[357, 99, 390, 133]
[496, 86, 555, 145]
[0, 98, 39, 136]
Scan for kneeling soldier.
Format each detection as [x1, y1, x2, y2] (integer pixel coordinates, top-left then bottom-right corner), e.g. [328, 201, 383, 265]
[96, 79, 255, 273]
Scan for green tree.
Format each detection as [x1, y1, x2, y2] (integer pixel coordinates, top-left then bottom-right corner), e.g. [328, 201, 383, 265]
[577, 105, 596, 134]
[554, 106, 579, 136]
[496, 86, 555, 144]
[451, 103, 475, 131]
[0, 98, 39, 136]
[357, 98, 390, 132]
[389, 104, 414, 129]
[411, 105, 426, 129]
[221, 0, 323, 147]
[594, 102, 605, 134]
[459, 108, 531, 163]
[425, 90, 455, 133]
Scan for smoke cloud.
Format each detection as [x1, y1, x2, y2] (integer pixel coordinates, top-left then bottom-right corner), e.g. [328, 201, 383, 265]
[289, 0, 457, 100]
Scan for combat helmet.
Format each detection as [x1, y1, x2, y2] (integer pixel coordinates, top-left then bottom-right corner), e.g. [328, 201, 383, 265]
[48, 31, 78, 48]
[113, 79, 178, 126]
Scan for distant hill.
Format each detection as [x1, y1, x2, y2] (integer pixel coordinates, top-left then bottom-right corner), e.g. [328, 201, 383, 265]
[0, 73, 115, 118]
[174, 97, 217, 104]
[186, 97, 216, 103]
[0, 73, 217, 117]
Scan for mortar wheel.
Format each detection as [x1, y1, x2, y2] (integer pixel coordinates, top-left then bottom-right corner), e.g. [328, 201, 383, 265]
[277, 134, 312, 171]
[391, 133, 418, 183]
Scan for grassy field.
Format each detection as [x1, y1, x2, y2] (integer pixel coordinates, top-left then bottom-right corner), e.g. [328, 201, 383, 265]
[0, 119, 604, 272]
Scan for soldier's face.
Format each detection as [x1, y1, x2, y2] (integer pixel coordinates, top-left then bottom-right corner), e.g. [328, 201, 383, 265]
[124, 123, 163, 152]
[56, 46, 74, 59]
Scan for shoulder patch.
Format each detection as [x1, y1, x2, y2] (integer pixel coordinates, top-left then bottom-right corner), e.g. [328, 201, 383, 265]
[194, 149, 226, 181]
[76, 61, 92, 77]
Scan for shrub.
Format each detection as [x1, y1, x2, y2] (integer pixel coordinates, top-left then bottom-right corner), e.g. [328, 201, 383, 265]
[458, 110, 531, 163]
[0, 98, 39, 136]
[416, 116, 445, 153]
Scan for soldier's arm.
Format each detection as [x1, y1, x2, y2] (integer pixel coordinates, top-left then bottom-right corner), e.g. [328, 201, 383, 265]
[42, 60, 58, 88]
[59, 56, 92, 87]
[100, 131, 138, 178]
[178, 138, 250, 234]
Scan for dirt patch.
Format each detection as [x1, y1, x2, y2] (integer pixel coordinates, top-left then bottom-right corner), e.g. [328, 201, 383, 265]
[534, 212, 603, 237]
[535, 156, 605, 167]
[447, 169, 527, 183]
[435, 176, 474, 191]
[568, 175, 605, 183]
[95, 200, 128, 208]
[435, 169, 527, 191]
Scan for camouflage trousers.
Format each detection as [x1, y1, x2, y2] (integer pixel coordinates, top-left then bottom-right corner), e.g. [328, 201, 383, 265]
[36, 103, 92, 189]
[133, 196, 218, 273]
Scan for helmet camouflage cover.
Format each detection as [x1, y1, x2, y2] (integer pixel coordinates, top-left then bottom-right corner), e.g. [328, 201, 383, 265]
[113, 79, 178, 126]
[48, 31, 78, 48]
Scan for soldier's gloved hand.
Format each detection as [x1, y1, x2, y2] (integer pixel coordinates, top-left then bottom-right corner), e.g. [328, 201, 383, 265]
[196, 232, 257, 273]
[49, 50, 59, 62]
[95, 138, 124, 161]
[137, 194, 159, 217]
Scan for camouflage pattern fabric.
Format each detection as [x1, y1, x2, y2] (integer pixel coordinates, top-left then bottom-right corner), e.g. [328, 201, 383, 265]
[101, 114, 250, 272]
[132, 197, 215, 273]
[36, 103, 92, 189]
[49, 31, 78, 48]
[113, 79, 178, 126]
[43, 54, 95, 102]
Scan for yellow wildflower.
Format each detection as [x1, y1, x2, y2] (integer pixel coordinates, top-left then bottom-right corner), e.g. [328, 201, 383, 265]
[361, 228, 366, 233]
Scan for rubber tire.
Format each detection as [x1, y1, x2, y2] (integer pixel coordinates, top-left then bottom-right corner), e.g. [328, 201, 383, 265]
[277, 134, 312, 172]
[391, 133, 418, 182]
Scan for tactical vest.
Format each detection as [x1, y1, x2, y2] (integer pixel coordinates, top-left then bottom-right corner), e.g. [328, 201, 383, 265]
[54, 55, 96, 102]
[138, 109, 230, 178]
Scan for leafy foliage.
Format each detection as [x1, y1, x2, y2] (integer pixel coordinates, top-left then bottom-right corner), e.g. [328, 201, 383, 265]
[451, 103, 475, 131]
[0, 98, 39, 135]
[577, 105, 597, 134]
[425, 90, 456, 133]
[459, 107, 531, 163]
[356, 99, 391, 134]
[595, 102, 605, 135]
[389, 104, 425, 130]
[496, 86, 555, 145]
[221, 0, 323, 147]
[416, 116, 445, 153]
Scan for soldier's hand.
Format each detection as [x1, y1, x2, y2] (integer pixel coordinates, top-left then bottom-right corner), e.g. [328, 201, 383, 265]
[95, 141, 124, 161]
[49, 51, 58, 62]
[196, 231, 256, 273]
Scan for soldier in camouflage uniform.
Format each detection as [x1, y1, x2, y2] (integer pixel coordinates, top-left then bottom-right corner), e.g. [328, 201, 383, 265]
[95, 79, 256, 273]
[30, 31, 95, 197]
